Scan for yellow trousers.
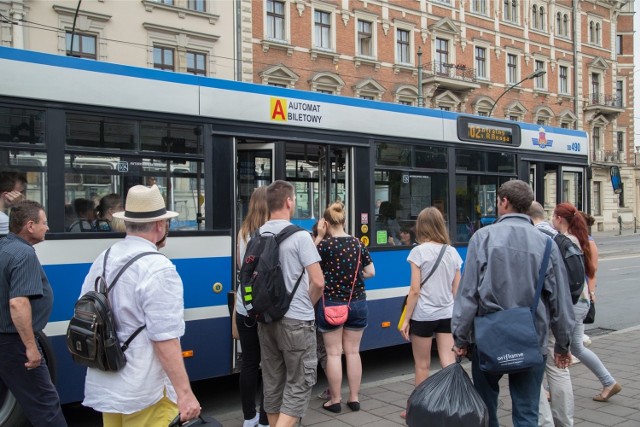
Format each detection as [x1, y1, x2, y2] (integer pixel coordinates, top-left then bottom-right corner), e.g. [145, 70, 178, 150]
[102, 396, 178, 427]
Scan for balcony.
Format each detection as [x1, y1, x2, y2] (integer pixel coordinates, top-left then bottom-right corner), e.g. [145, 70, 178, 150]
[593, 149, 626, 164]
[584, 93, 625, 114]
[421, 61, 480, 91]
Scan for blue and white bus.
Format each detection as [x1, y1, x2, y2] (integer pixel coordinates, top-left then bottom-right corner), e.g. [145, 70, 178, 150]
[0, 46, 588, 424]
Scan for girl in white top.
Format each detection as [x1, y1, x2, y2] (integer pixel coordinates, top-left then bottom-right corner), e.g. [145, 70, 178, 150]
[400, 207, 462, 398]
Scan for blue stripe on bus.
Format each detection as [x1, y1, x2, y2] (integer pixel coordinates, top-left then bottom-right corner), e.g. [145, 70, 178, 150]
[44, 256, 232, 322]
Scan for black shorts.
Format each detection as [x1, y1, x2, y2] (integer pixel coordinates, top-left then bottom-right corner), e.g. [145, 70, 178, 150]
[409, 318, 452, 338]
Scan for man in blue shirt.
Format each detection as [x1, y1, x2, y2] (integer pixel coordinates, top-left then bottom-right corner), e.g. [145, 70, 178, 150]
[0, 201, 67, 426]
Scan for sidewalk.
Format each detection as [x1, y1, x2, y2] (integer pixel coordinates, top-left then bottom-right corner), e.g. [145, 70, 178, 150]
[214, 326, 640, 427]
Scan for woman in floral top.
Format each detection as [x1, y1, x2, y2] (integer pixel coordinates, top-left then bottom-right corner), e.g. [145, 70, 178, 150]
[315, 202, 375, 414]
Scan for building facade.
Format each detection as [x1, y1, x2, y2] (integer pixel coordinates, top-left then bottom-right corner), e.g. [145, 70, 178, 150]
[1, 0, 636, 230]
[249, 0, 635, 231]
[1, 0, 239, 79]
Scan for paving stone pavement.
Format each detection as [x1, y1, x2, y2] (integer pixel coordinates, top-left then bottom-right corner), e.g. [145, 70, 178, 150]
[213, 326, 640, 427]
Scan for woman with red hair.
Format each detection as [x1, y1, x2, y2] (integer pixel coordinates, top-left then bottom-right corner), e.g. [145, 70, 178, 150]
[552, 203, 621, 402]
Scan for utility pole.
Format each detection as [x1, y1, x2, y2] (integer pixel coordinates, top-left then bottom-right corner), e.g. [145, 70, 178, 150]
[417, 47, 423, 107]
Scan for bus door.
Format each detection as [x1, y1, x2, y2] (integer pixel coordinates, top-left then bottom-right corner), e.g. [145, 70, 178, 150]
[284, 143, 349, 231]
[233, 143, 273, 371]
[528, 163, 585, 218]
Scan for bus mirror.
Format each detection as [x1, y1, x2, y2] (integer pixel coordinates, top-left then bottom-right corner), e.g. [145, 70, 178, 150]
[610, 166, 622, 194]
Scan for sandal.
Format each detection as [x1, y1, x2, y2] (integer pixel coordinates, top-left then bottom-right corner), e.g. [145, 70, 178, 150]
[593, 383, 622, 402]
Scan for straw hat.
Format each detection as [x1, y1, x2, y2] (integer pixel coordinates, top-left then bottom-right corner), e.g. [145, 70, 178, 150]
[112, 185, 178, 223]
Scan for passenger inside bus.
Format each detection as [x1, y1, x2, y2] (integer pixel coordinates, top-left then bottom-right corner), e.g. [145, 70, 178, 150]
[376, 201, 401, 245]
[94, 193, 124, 232]
[67, 198, 96, 232]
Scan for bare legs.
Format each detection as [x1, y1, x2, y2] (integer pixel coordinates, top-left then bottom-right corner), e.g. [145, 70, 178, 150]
[322, 328, 365, 404]
[410, 332, 456, 386]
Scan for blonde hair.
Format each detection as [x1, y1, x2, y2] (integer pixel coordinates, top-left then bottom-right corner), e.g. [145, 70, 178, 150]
[240, 186, 269, 243]
[323, 202, 346, 226]
[415, 207, 450, 245]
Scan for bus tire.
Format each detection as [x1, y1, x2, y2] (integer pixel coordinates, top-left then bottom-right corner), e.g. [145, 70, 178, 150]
[0, 332, 57, 427]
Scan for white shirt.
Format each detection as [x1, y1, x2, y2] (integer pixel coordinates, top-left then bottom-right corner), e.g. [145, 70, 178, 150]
[407, 243, 463, 321]
[0, 211, 8, 234]
[260, 220, 321, 321]
[235, 233, 249, 316]
[80, 236, 185, 414]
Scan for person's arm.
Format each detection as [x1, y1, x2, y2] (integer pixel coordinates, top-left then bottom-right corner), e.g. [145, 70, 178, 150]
[587, 240, 598, 302]
[9, 297, 41, 369]
[400, 262, 421, 341]
[314, 219, 327, 245]
[306, 262, 324, 305]
[153, 338, 201, 422]
[362, 262, 375, 279]
[451, 269, 461, 297]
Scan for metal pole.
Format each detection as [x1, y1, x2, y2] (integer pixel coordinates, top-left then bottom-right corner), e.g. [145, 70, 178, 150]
[417, 47, 423, 107]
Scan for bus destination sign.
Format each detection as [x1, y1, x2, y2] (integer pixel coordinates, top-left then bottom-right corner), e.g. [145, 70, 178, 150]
[457, 117, 520, 146]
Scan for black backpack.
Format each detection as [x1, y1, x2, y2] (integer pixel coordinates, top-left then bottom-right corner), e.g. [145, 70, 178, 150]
[66, 249, 162, 371]
[239, 224, 305, 324]
[540, 229, 585, 304]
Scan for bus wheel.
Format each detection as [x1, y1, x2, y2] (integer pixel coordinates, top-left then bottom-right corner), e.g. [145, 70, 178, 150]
[0, 331, 57, 427]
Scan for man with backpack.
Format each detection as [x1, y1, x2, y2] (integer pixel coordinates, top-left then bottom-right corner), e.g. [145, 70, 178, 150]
[78, 185, 200, 426]
[0, 201, 67, 427]
[529, 201, 576, 427]
[254, 180, 324, 427]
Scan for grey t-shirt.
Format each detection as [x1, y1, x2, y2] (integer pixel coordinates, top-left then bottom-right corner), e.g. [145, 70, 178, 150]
[259, 219, 321, 321]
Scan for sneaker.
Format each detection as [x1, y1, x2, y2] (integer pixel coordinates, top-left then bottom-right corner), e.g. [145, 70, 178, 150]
[242, 414, 259, 427]
[583, 334, 592, 347]
[317, 388, 331, 400]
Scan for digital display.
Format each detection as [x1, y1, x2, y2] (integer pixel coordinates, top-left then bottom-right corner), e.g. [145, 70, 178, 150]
[457, 117, 520, 146]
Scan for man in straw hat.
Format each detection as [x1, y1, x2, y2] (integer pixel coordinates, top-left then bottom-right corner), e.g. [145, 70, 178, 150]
[79, 185, 201, 426]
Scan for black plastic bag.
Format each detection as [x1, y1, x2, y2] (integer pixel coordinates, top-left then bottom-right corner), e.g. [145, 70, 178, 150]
[406, 361, 488, 427]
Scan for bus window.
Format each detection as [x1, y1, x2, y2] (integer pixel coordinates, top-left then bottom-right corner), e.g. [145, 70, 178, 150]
[455, 150, 516, 243]
[0, 149, 47, 215]
[374, 143, 448, 246]
[0, 107, 45, 145]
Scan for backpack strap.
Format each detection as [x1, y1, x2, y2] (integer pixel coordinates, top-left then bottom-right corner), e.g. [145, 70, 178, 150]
[275, 224, 306, 302]
[419, 244, 448, 288]
[100, 249, 166, 352]
[531, 238, 553, 314]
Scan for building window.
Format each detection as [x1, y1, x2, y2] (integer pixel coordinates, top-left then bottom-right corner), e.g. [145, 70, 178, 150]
[589, 20, 601, 45]
[472, 0, 487, 15]
[187, 0, 205, 12]
[66, 32, 97, 59]
[591, 73, 600, 103]
[615, 80, 623, 107]
[593, 126, 601, 151]
[593, 181, 601, 216]
[616, 35, 623, 54]
[396, 29, 410, 64]
[532, 5, 538, 29]
[509, 115, 518, 121]
[153, 46, 175, 71]
[435, 38, 449, 73]
[266, 0, 286, 41]
[475, 47, 486, 79]
[504, 0, 518, 23]
[534, 60, 545, 89]
[357, 19, 373, 57]
[186, 51, 206, 75]
[157, 0, 174, 4]
[618, 182, 625, 207]
[617, 131, 625, 153]
[538, 6, 545, 30]
[507, 53, 518, 84]
[314, 10, 332, 49]
[559, 65, 568, 94]
[595, 23, 601, 45]
[563, 14, 569, 36]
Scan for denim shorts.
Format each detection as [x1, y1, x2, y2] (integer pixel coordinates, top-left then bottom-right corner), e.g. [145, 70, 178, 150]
[316, 299, 368, 332]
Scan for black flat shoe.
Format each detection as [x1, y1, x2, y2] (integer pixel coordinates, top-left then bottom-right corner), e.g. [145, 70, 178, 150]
[347, 401, 360, 411]
[322, 402, 342, 413]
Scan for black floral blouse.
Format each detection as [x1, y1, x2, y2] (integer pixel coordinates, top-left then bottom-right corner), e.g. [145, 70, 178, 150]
[317, 236, 372, 302]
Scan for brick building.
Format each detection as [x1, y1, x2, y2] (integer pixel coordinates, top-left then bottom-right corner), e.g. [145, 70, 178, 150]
[1, 0, 636, 230]
[246, 0, 635, 230]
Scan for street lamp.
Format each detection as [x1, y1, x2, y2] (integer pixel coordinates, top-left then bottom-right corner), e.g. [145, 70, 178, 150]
[488, 69, 546, 117]
[417, 47, 423, 107]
